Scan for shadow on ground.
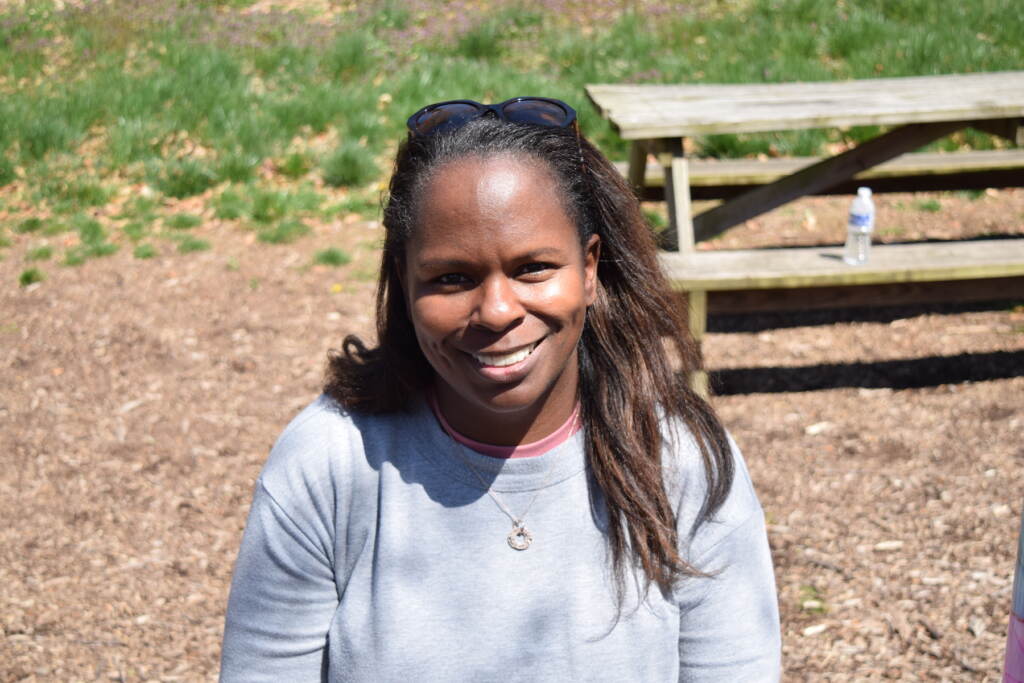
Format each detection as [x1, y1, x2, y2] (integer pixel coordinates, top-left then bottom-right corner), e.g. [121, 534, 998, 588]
[707, 299, 1022, 334]
[710, 349, 1024, 395]
[707, 299, 1024, 394]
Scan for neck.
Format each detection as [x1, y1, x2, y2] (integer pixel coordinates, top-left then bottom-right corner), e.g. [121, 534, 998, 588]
[433, 376, 579, 446]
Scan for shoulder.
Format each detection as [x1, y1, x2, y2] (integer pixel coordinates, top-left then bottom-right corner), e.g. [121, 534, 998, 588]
[661, 419, 764, 563]
[257, 395, 384, 513]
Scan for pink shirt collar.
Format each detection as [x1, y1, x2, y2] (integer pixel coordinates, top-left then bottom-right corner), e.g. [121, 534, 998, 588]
[428, 392, 582, 459]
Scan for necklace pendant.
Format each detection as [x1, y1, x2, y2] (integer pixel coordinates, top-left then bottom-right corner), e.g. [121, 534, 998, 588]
[507, 522, 533, 551]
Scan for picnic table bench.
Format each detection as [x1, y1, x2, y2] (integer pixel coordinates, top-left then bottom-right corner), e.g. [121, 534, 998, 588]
[587, 71, 1024, 394]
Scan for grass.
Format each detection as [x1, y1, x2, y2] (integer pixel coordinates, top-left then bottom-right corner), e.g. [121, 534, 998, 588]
[133, 243, 157, 259]
[177, 236, 211, 253]
[26, 245, 53, 261]
[149, 159, 218, 199]
[322, 142, 378, 188]
[15, 218, 44, 234]
[19, 267, 44, 286]
[0, 0, 1022, 281]
[165, 212, 202, 230]
[313, 247, 352, 266]
[258, 219, 310, 245]
[324, 192, 380, 219]
[915, 199, 943, 213]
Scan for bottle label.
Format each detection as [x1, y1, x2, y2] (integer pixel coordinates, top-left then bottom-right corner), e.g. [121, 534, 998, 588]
[849, 212, 872, 228]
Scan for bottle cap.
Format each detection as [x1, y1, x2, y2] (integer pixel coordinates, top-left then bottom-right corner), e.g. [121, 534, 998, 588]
[857, 186, 872, 198]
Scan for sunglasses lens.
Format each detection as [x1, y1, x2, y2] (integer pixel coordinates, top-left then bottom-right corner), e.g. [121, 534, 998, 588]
[412, 103, 483, 136]
[502, 99, 571, 126]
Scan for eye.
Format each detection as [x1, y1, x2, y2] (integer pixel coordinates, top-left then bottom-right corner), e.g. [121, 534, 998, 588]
[517, 262, 557, 279]
[434, 272, 473, 287]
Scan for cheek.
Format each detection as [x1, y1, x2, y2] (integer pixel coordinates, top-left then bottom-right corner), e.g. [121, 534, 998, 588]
[409, 298, 457, 355]
[533, 276, 589, 324]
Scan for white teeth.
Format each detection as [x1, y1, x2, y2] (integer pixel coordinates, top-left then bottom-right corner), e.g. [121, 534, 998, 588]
[473, 342, 539, 368]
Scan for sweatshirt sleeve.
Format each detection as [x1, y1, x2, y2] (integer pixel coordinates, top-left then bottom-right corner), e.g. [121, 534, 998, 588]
[673, 438, 781, 682]
[219, 480, 338, 682]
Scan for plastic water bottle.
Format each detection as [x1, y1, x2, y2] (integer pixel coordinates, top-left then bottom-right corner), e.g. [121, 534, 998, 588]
[843, 186, 875, 265]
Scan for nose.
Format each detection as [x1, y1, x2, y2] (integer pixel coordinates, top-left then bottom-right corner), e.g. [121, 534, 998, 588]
[473, 275, 525, 332]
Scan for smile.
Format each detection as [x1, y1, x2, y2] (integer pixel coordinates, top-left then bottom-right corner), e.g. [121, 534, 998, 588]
[471, 340, 541, 368]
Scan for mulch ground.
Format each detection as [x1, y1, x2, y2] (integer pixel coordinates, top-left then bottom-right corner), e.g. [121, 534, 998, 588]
[2, 189, 1022, 680]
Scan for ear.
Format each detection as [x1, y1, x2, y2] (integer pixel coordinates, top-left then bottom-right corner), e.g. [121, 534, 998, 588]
[583, 234, 600, 306]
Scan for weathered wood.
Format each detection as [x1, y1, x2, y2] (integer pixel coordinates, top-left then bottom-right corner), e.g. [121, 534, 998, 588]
[701, 276, 1024, 314]
[652, 138, 684, 251]
[686, 289, 709, 396]
[691, 120, 967, 242]
[626, 140, 648, 192]
[660, 239, 1024, 291]
[586, 71, 1024, 139]
[614, 149, 1024, 189]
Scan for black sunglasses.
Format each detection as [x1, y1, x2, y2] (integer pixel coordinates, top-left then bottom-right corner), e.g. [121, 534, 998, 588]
[406, 97, 577, 137]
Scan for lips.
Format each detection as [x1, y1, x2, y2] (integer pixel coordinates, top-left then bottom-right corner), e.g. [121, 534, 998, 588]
[471, 340, 541, 368]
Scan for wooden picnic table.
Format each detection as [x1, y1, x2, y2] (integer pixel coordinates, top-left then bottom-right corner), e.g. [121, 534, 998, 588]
[587, 71, 1024, 395]
[587, 71, 1024, 250]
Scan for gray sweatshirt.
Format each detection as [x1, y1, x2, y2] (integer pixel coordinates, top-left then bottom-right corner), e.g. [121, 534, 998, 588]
[220, 395, 780, 681]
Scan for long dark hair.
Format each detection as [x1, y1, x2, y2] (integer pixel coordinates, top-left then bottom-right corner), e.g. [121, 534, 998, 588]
[325, 117, 734, 596]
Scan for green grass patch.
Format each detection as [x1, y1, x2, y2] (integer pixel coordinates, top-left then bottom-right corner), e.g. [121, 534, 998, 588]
[0, 0, 1021, 236]
[216, 150, 259, 183]
[60, 215, 120, 263]
[278, 152, 312, 179]
[133, 243, 157, 259]
[313, 247, 352, 266]
[257, 218, 310, 245]
[149, 159, 218, 199]
[122, 220, 150, 241]
[956, 189, 986, 201]
[324, 192, 380, 219]
[213, 188, 249, 220]
[0, 156, 16, 186]
[177, 236, 211, 253]
[15, 217, 44, 234]
[166, 212, 203, 230]
[115, 196, 160, 221]
[915, 199, 942, 212]
[26, 245, 53, 261]
[643, 208, 667, 230]
[322, 142, 378, 188]
[43, 223, 71, 239]
[250, 186, 322, 223]
[19, 267, 44, 286]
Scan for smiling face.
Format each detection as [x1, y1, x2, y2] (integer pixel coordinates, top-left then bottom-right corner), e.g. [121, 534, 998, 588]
[403, 155, 599, 445]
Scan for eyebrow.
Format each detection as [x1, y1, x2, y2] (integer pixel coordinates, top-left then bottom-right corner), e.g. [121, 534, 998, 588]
[414, 247, 568, 271]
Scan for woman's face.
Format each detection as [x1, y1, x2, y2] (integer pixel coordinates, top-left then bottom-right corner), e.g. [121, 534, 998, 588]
[402, 155, 599, 444]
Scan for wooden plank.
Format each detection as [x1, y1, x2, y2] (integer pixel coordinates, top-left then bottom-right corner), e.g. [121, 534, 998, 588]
[626, 140, 648, 192]
[687, 290, 709, 397]
[586, 71, 1024, 139]
[652, 138, 684, 251]
[660, 238, 1024, 291]
[702, 276, 1024, 314]
[613, 149, 1024, 188]
[691, 121, 966, 241]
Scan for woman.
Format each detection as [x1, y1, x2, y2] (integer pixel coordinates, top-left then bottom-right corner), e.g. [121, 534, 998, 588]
[221, 97, 780, 681]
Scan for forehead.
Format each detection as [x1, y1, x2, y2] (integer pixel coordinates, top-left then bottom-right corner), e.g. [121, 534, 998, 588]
[409, 154, 578, 252]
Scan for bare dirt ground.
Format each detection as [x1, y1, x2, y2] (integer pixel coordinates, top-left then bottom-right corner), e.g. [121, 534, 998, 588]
[2, 189, 1023, 680]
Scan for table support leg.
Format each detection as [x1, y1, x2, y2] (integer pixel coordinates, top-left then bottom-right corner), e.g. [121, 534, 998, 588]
[687, 289, 709, 397]
[654, 138, 691, 252]
[692, 119, 969, 242]
[627, 140, 648, 192]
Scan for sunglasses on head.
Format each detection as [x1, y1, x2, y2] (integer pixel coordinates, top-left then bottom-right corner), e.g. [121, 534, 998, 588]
[406, 97, 578, 137]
